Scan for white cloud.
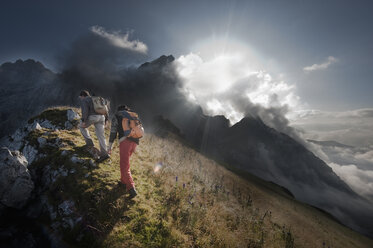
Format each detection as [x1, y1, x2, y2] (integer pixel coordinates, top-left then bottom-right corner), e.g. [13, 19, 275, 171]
[303, 56, 338, 73]
[291, 108, 373, 147]
[175, 52, 301, 125]
[298, 111, 373, 201]
[329, 161, 373, 201]
[90, 25, 148, 54]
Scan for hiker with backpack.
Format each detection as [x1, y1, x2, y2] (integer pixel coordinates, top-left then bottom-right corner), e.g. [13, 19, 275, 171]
[108, 105, 144, 199]
[78, 90, 110, 162]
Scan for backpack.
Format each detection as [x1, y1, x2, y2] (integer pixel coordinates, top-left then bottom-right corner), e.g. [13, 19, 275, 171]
[122, 111, 144, 139]
[91, 96, 108, 115]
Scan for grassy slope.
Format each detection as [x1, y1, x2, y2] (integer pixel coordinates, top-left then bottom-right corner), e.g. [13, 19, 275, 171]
[28, 107, 373, 248]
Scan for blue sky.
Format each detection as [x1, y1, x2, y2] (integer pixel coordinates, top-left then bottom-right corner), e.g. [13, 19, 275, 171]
[1, 0, 373, 111]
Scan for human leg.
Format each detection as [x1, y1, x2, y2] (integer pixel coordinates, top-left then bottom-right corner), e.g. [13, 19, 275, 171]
[79, 120, 94, 146]
[92, 115, 108, 156]
[119, 139, 136, 190]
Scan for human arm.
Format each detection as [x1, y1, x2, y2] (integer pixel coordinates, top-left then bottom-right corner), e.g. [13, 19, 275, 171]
[80, 98, 89, 123]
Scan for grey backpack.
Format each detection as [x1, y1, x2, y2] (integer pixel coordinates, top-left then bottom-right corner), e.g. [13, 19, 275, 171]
[91, 96, 108, 115]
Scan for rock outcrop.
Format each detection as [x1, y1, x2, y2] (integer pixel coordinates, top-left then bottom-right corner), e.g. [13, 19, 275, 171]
[0, 108, 81, 211]
[0, 148, 34, 209]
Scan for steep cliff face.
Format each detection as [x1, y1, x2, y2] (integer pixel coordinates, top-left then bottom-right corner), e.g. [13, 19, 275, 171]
[0, 107, 372, 248]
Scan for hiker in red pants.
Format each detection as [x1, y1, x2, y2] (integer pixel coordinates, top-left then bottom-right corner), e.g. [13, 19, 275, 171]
[107, 105, 143, 199]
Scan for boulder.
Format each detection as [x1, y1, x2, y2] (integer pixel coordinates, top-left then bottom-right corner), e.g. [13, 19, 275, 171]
[0, 148, 34, 208]
[64, 121, 73, 130]
[28, 121, 42, 132]
[22, 144, 38, 164]
[39, 120, 57, 130]
[66, 109, 80, 122]
[37, 137, 47, 147]
[70, 155, 84, 164]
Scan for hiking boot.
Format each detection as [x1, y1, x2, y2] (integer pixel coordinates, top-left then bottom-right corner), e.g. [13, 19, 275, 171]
[128, 188, 137, 199]
[84, 139, 95, 147]
[96, 154, 110, 163]
[117, 181, 126, 191]
[82, 144, 94, 150]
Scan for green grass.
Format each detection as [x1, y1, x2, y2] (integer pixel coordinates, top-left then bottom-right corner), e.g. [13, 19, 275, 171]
[26, 107, 373, 248]
[28, 107, 69, 126]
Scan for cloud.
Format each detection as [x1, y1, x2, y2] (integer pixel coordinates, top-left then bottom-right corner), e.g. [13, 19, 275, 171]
[90, 25, 148, 54]
[59, 26, 148, 85]
[291, 108, 373, 147]
[175, 53, 301, 129]
[329, 163, 373, 200]
[307, 142, 373, 202]
[303, 56, 338, 73]
[296, 109, 373, 202]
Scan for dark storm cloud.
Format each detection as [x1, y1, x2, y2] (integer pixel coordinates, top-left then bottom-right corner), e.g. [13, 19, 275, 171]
[59, 26, 148, 84]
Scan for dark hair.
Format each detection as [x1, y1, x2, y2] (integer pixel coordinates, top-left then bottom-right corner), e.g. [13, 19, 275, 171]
[117, 105, 130, 111]
[79, 90, 90, 97]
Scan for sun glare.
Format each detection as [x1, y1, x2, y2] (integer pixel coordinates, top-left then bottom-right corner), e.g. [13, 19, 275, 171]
[176, 37, 301, 125]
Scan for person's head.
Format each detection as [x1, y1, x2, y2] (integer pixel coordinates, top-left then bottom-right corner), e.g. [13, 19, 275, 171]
[117, 105, 130, 112]
[79, 90, 90, 98]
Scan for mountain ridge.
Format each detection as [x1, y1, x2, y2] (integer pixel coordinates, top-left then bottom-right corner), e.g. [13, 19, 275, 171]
[1, 107, 372, 247]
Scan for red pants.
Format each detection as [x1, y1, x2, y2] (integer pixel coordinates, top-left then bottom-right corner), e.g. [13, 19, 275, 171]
[119, 139, 137, 190]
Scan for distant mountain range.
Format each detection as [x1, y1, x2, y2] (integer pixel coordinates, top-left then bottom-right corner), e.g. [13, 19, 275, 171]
[0, 57, 372, 237]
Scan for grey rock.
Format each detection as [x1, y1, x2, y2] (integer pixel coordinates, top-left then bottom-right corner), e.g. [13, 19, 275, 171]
[2, 128, 27, 151]
[39, 120, 57, 130]
[67, 109, 80, 121]
[70, 155, 84, 164]
[37, 137, 47, 147]
[29, 121, 42, 131]
[61, 150, 69, 156]
[58, 167, 68, 177]
[0, 148, 34, 208]
[58, 200, 75, 216]
[22, 144, 38, 164]
[51, 170, 60, 183]
[64, 121, 73, 130]
[55, 138, 61, 146]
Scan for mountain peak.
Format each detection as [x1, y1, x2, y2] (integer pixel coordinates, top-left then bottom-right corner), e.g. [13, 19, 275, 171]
[139, 55, 175, 69]
[0, 59, 50, 76]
